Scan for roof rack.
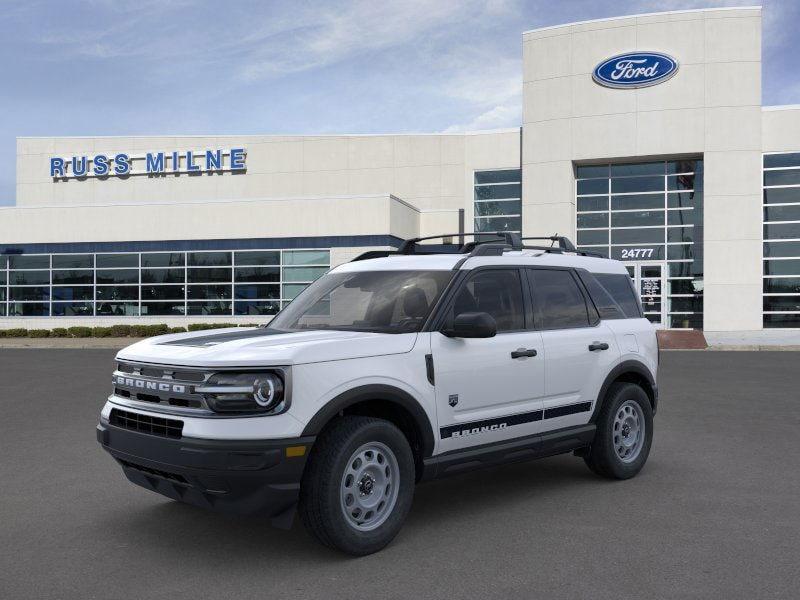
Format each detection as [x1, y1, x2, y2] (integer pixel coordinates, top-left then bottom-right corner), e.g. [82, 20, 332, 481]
[349, 232, 603, 262]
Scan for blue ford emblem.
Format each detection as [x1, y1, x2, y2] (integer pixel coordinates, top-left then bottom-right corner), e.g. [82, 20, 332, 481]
[593, 52, 678, 89]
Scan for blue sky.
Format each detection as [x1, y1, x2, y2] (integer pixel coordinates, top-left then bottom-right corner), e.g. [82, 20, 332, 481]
[1, 0, 798, 206]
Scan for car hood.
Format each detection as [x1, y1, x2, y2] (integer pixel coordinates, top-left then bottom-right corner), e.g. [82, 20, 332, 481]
[115, 327, 419, 368]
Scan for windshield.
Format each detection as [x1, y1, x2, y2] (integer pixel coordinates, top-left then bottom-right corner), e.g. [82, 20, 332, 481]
[268, 270, 454, 334]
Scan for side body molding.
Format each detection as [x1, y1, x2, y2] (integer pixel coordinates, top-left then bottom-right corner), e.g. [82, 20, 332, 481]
[301, 384, 436, 457]
[591, 359, 658, 421]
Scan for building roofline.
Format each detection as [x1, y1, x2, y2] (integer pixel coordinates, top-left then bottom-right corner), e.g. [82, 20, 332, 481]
[522, 5, 761, 36]
[763, 104, 800, 112]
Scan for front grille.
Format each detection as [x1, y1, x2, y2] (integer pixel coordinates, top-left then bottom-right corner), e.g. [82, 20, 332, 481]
[118, 459, 188, 484]
[109, 408, 184, 439]
[113, 361, 211, 412]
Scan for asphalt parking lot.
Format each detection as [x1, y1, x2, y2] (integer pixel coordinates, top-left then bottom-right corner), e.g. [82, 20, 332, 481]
[1, 350, 798, 600]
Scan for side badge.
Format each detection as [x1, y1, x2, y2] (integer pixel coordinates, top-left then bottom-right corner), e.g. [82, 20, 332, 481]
[448, 394, 459, 407]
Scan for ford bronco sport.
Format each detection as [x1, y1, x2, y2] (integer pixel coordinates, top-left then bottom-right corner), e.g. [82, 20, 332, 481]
[97, 233, 658, 555]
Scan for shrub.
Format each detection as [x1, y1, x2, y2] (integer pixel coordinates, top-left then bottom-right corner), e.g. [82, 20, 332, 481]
[51, 328, 69, 337]
[188, 323, 236, 331]
[27, 329, 51, 338]
[130, 324, 169, 338]
[67, 326, 93, 338]
[3, 328, 28, 338]
[109, 324, 132, 337]
[91, 327, 113, 338]
[168, 327, 187, 334]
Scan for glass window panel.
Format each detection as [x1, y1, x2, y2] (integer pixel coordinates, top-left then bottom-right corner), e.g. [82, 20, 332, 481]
[577, 246, 609, 257]
[611, 176, 663, 194]
[667, 174, 698, 191]
[283, 283, 309, 300]
[140, 302, 185, 316]
[141, 253, 185, 268]
[52, 254, 93, 269]
[96, 302, 139, 316]
[52, 270, 93, 285]
[187, 301, 232, 315]
[611, 228, 664, 244]
[235, 300, 281, 315]
[667, 160, 702, 174]
[611, 162, 664, 177]
[9, 255, 49, 269]
[0, 255, 6, 269]
[141, 285, 185, 300]
[10, 287, 49, 301]
[764, 205, 800, 222]
[611, 211, 664, 228]
[667, 245, 694, 260]
[669, 279, 704, 295]
[577, 212, 609, 228]
[187, 284, 232, 300]
[667, 209, 698, 226]
[53, 286, 94, 301]
[764, 170, 800, 187]
[234, 251, 280, 266]
[283, 250, 330, 266]
[668, 227, 694, 243]
[95, 286, 138, 301]
[234, 266, 280, 283]
[763, 188, 800, 205]
[52, 302, 94, 317]
[96, 269, 138, 284]
[763, 278, 800, 294]
[234, 284, 280, 300]
[764, 259, 800, 276]
[764, 153, 800, 168]
[577, 229, 608, 245]
[764, 223, 800, 240]
[577, 196, 608, 212]
[187, 267, 231, 283]
[668, 296, 703, 312]
[474, 169, 521, 184]
[0, 304, 5, 316]
[187, 251, 231, 267]
[9, 271, 50, 285]
[9, 302, 49, 316]
[474, 216, 521, 232]
[763, 296, 800, 312]
[0, 288, 5, 301]
[96, 254, 138, 268]
[764, 314, 800, 327]
[474, 200, 521, 217]
[577, 179, 608, 195]
[668, 262, 695, 277]
[141, 268, 185, 284]
[529, 269, 589, 329]
[474, 183, 521, 200]
[763, 241, 800, 258]
[283, 266, 328, 283]
[669, 314, 703, 329]
[667, 191, 702, 209]
[576, 165, 609, 178]
[611, 245, 665, 261]
[611, 194, 664, 210]
[0, 271, 5, 285]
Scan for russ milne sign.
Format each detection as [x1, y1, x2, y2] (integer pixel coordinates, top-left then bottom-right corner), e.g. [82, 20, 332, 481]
[50, 148, 246, 179]
[592, 52, 678, 89]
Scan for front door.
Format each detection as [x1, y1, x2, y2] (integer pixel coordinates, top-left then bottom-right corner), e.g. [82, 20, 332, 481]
[626, 262, 666, 328]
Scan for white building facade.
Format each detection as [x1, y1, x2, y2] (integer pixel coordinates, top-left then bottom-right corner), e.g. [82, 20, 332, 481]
[2, 6, 799, 333]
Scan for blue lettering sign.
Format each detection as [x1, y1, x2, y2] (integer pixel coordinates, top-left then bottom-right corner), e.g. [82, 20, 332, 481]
[205, 149, 221, 170]
[93, 154, 109, 176]
[171, 151, 180, 171]
[113, 153, 130, 175]
[593, 52, 678, 89]
[230, 148, 246, 170]
[50, 158, 65, 177]
[186, 150, 200, 172]
[146, 152, 165, 173]
[72, 156, 88, 177]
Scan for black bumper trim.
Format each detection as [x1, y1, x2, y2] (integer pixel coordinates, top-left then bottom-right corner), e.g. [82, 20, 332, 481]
[97, 422, 314, 526]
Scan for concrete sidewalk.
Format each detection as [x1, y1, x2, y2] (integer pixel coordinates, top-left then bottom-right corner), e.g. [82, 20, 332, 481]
[0, 337, 143, 349]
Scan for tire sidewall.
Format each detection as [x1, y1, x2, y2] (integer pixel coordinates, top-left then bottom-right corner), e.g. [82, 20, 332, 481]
[597, 384, 654, 479]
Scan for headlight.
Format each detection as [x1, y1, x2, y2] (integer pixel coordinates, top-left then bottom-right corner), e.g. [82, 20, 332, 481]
[197, 372, 286, 414]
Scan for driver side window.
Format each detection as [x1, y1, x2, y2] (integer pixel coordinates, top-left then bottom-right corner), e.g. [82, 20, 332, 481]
[449, 269, 525, 332]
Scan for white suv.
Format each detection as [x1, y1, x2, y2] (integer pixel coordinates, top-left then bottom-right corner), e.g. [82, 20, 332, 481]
[97, 234, 658, 555]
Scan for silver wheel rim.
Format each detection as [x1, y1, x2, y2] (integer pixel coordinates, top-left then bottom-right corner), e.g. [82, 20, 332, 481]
[340, 441, 400, 532]
[613, 400, 645, 463]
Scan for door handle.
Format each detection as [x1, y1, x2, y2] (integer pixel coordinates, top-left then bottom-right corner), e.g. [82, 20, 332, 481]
[511, 348, 538, 359]
[588, 342, 610, 351]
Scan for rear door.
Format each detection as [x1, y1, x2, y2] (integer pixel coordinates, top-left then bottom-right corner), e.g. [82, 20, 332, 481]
[431, 267, 546, 451]
[527, 268, 620, 431]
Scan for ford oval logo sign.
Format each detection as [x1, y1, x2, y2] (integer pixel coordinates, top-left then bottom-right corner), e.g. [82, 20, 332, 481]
[593, 52, 679, 89]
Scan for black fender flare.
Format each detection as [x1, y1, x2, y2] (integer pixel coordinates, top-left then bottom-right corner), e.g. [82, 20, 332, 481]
[591, 359, 658, 422]
[301, 384, 436, 457]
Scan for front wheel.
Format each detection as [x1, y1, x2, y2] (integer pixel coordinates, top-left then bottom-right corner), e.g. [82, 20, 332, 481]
[584, 382, 653, 479]
[298, 416, 415, 555]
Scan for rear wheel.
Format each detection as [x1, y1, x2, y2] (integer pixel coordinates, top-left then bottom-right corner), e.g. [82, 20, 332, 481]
[584, 382, 653, 479]
[299, 416, 415, 555]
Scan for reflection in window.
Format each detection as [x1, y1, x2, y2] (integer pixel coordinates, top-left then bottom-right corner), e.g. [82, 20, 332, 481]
[474, 169, 521, 235]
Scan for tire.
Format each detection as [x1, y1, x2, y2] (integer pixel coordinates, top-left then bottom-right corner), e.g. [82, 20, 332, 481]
[584, 382, 653, 479]
[298, 415, 415, 555]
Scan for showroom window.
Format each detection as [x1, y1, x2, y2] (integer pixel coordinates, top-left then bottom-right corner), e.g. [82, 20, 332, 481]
[1, 249, 329, 318]
[763, 152, 800, 328]
[474, 169, 521, 235]
[575, 159, 704, 329]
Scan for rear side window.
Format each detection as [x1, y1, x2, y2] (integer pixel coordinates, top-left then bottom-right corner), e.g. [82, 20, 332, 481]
[577, 271, 626, 320]
[593, 273, 642, 318]
[529, 269, 590, 329]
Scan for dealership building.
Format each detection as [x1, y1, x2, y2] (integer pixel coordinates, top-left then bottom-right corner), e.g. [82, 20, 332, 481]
[2, 6, 799, 335]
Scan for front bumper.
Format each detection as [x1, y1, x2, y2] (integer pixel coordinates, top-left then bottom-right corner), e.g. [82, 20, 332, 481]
[97, 421, 315, 528]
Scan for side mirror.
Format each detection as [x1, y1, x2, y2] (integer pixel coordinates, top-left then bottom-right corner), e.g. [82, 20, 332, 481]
[443, 312, 497, 338]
